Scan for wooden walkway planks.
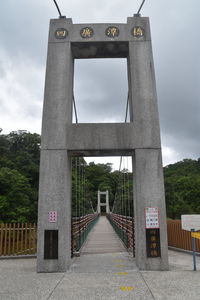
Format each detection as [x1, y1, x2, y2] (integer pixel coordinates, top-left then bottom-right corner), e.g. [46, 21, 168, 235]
[81, 216, 126, 254]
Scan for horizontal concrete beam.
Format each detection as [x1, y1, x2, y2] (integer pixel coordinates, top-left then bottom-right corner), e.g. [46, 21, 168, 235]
[41, 123, 161, 155]
[48, 17, 151, 45]
[65, 123, 160, 156]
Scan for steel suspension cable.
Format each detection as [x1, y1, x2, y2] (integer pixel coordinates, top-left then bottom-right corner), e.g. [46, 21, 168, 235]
[136, 0, 146, 15]
[111, 92, 130, 213]
[78, 158, 81, 218]
[81, 160, 85, 241]
[126, 157, 131, 217]
[75, 158, 78, 217]
[73, 95, 78, 124]
[125, 92, 129, 123]
[123, 158, 127, 218]
[52, 0, 65, 18]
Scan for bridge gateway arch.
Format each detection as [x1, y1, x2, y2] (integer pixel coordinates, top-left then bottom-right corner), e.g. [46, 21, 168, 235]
[37, 15, 168, 272]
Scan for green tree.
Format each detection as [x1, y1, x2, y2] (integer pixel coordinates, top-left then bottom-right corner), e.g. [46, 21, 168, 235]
[164, 159, 200, 219]
[0, 168, 33, 222]
[0, 130, 40, 222]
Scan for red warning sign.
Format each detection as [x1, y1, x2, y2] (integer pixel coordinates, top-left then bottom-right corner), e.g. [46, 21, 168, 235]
[48, 211, 57, 223]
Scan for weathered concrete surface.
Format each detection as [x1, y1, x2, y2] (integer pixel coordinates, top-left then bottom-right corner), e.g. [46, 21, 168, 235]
[38, 15, 168, 272]
[81, 216, 125, 254]
[65, 123, 161, 155]
[0, 250, 200, 299]
[133, 149, 168, 270]
[37, 150, 71, 272]
[48, 17, 151, 45]
[37, 16, 73, 272]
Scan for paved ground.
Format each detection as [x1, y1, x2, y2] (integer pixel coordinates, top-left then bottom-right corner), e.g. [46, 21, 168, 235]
[0, 217, 200, 299]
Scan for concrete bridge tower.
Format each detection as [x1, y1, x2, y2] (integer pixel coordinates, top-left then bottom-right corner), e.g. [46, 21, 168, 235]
[37, 16, 168, 272]
[97, 190, 110, 214]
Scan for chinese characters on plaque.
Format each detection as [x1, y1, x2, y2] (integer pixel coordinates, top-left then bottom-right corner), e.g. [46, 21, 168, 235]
[131, 26, 145, 37]
[44, 230, 58, 259]
[80, 27, 94, 38]
[145, 207, 160, 229]
[105, 26, 119, 38]
[146, 228, 161, 257]
[54, 26, 145, 39]
[55, 28, 68, 39]
[145, 207, 161, 257]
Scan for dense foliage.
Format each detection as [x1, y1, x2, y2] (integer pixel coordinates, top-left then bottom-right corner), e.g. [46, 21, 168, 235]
[0, 130, 40, 222]
[164, 159, 200, 219]
[0, 131, 200, 222]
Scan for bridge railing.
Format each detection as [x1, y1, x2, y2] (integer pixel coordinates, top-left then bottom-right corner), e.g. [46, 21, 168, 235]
[71, 213, 99, 255]
[107, 213, 135, 255]
[3, 218, 199, 257]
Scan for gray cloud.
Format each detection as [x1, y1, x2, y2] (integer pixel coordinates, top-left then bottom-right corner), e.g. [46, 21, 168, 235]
[74, 59, 128, 123]
[0, 0, 200, 166]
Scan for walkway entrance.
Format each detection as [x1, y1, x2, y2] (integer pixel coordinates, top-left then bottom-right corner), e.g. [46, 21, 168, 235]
[82, 216, 126, 255]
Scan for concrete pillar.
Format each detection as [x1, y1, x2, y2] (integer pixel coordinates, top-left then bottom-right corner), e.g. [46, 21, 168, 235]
[132, 150, 168, 270]
[106, 190, 110, 213]
[128, 17, 168, 270]
[37, 19, 73, 272]
[97, 191, 101, 214]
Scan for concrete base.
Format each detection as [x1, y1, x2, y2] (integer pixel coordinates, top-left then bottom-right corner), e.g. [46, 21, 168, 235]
[37, 150, 72, 272]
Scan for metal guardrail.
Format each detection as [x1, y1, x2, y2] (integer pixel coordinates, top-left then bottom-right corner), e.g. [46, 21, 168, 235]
[107, 213, 135, 255]
[71, 213, 99, 255]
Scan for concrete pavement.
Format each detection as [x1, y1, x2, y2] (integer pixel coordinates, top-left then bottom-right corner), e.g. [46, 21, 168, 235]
[0, 249, 200, 299]
[1, 218, 200, 299]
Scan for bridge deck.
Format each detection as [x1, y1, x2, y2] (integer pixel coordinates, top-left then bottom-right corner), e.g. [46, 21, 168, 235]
[81, 216, 126, 254]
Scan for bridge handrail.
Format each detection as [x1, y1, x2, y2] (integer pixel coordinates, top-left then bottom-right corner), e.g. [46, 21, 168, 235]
[71, 213, 99, 254]
[107, 213, 135, 254]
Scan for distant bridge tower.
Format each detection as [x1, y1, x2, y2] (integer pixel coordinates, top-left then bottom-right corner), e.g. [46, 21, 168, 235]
[97, 190, 110, 214]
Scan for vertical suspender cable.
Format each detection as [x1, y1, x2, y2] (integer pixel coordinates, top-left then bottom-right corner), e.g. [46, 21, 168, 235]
[83, 160, 86, 242]
[73, 95, 78, 124]
[111, 93, 129, 214]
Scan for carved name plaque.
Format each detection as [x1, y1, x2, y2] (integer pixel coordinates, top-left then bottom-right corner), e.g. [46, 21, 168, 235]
[105, 26, 119, 38]
[55, 28, 68, 39]
[80, 27, 93, 38]
[146, 228, 161, 258]
[131, 26, 145, 37]
[44, 230, 58, 259]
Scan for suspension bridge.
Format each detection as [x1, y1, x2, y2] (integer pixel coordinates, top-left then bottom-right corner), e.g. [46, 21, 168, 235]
[71, 156, 134, 259]
[1, 8, 200, 300]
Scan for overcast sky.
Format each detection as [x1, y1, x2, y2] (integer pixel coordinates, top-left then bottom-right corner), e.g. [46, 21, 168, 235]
[0, 0, 200, 170]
